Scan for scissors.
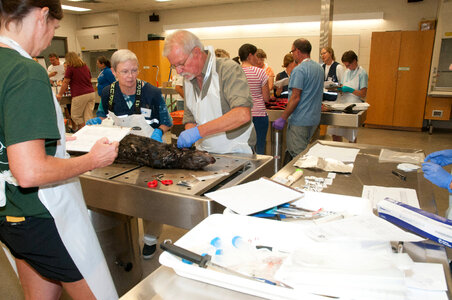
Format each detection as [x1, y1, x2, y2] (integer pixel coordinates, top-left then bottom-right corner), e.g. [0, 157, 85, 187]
[147, 174, 173, 188]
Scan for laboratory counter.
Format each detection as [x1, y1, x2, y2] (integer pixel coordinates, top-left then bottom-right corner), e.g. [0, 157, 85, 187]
[120, 140, 451, 299]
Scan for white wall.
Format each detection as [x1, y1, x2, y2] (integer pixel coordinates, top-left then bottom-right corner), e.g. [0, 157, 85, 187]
[137, 0, 439, 74]
[55, 13, 78, 52]
[55, 0, 440, 75]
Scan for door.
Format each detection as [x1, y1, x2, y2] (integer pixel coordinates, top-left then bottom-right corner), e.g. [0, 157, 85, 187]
[365, 32, 401, 126]
[392, 30, 435, 128]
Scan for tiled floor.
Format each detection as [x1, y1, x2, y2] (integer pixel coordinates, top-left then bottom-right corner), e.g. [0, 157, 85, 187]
[1, 126, 451, 299]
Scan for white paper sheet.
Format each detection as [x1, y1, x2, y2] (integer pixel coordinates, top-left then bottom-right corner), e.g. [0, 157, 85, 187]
[306, 214, 425, 242]
[292, 191, 373, 216]
[362, 185, 420, 209]
[108, 112, 154, 138]
[205, 178, 304, 215]
[406, 262, 447, 291]
[274, 77, 289, 88]
[306, 143, 360, 163]
[66, 125, 131, 152]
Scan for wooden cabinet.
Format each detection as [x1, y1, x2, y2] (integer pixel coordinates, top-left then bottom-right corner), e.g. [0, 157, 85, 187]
[128, 40, 171, 87]
[424, 96, 452, 120]
[365, 30, 435, 130]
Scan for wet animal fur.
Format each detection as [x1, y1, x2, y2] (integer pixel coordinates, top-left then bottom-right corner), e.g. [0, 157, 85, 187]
[116, 134, 216, 170]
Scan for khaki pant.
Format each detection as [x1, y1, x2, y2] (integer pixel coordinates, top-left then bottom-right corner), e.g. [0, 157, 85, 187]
[71, 92, 95, 127]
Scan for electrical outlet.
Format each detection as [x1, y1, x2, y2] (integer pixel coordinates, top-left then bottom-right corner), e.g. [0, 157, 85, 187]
[432, 110, 443, 118]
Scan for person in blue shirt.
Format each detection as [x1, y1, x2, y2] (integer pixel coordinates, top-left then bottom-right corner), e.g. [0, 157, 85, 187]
[272, 38, 324, 165]
[87, 49, 172, 143]
[96, 56, 115, 97]
[87, 49, 173, 260]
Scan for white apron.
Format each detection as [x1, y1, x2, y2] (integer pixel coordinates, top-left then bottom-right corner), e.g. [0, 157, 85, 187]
[327, 66, 365, 142]
[0, 36, 118, 300]
[184, 46, 253, 154]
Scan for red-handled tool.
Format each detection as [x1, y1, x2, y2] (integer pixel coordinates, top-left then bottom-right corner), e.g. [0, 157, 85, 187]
[147, 174, 173, 188]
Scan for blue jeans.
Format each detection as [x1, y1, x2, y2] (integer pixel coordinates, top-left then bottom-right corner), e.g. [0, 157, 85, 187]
[253, 116, 269, 155]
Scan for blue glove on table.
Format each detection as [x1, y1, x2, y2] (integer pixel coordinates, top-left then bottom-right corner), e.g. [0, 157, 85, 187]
[424, 149, 452, 166]
[150, 128, 163, 143]
[177, 127, 202, 148]
[86, 117, 102, 125]
[272, 117, 286, 130]
[422, 162, 452, 192]
[339, 86, 355, 93]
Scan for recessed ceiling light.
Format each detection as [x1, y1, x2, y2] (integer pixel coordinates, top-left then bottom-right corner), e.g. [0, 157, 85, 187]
[62, 5, 91, 12]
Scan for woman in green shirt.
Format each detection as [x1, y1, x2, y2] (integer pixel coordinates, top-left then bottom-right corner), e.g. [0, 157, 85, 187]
[0, 1, 119, 299]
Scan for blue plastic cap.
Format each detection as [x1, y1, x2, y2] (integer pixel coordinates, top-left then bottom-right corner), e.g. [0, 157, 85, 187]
[232, 236, 242, 248]
[182, 258, 194, 265]
[210, 237, 222, 248]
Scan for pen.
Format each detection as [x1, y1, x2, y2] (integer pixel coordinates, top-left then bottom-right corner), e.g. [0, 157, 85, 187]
[392, 170, 406, 181]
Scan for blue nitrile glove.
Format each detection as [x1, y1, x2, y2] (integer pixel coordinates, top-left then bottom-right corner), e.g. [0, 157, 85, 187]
[86, 117, 102, 125]
[150, 128, 163, 143]
[424, 149, 452, 166]
[272, 117, 286, 130]
[177, 127, 202, 148]
[339, 86, 355, 93]
[422, 162, 452, 192]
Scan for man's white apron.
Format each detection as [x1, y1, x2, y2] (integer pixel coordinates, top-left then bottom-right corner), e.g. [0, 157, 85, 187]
[184, 46, 252, 154]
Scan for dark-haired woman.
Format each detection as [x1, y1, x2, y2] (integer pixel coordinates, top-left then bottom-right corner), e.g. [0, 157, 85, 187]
[96, 55, 115, 96]
[0, 1, 118, 299]
[238, 43, 270, 154]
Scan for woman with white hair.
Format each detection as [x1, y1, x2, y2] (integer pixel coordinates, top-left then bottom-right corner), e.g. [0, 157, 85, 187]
[87, 49, 172, 260]
[88, 49, 172, 143]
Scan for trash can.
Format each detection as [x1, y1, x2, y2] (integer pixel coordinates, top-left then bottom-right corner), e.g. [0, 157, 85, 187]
[88, 208, 142, 297]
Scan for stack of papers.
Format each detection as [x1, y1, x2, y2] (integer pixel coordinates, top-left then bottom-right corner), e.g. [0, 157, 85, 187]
[205, 178, 303, 215]
[66, 125, 131, 152]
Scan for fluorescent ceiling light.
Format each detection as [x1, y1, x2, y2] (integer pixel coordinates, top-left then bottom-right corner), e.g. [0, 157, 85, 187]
[156, 0, 172, 2]
[62, 4, 91, 12]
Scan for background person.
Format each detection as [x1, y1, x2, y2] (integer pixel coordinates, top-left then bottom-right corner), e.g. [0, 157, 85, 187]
[96, 55, 115, 97]
[0, 1, 119, 299]
[239, 43, 270, 155]
[163, 30, 256, 154]
[423, 149, 452, 219]
[87, 49, 173, 260]
[215, 48, 230, 58]
[256, 48, 275, 91]
[47, 52, 64, 86]
[274, 53, 297, 100]
[327, 50, 368, 143]
[57, 52, 96, 132]
[320, 46, 344, 101]
[272, 38, 324, 165]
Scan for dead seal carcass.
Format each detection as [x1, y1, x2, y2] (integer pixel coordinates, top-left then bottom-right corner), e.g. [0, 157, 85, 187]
[116, 134, 216, 170]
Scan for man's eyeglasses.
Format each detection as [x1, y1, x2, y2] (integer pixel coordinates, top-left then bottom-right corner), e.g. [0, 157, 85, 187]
[290, 48, 297, 54]
[118, 69, 139, 76]
[171, 49, 194, 70]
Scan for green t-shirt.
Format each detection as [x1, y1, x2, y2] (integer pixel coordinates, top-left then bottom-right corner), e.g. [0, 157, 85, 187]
[0, 48, 61, 218]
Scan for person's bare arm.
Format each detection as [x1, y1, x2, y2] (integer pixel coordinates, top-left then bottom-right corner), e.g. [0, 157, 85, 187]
[262, 82, 270, 102]
[175, 85, 184, 98]
[8, 138, 118, 188]
[281, 88, 302, 120]
[352, 87, 367, 99]
[56, 78, 70, 101]
[197, 106, 250, 137]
